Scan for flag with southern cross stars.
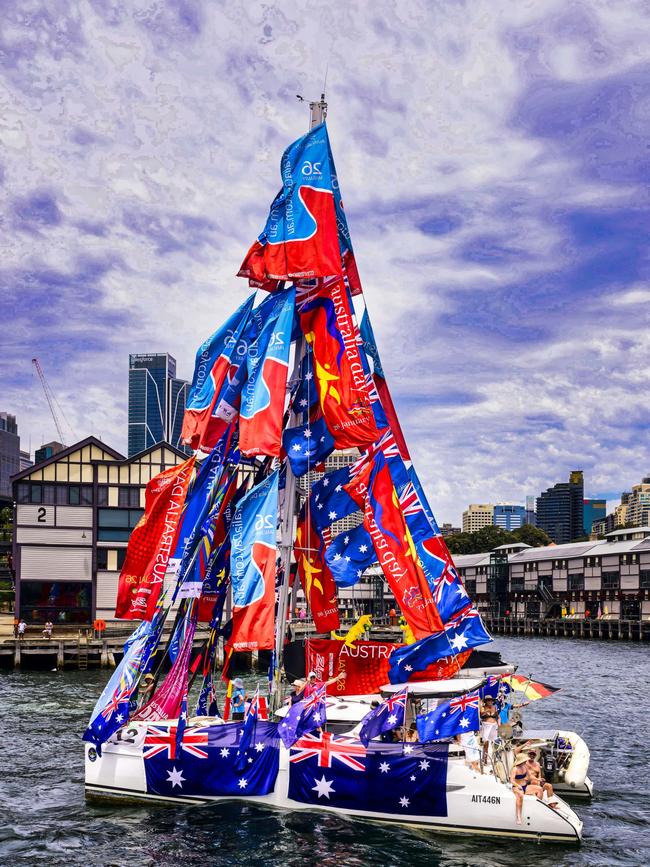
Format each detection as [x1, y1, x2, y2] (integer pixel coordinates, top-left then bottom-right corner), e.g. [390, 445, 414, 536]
[143, 721, 280, 798]
[236, 685, 261, 770]
[310, 464, 358, 534]
[416, 692, 480, 742]
[282, 414, 335, 477]
[358, 686, 408, 746]
[324, 523, 376, 587]
[387, 604, 492, 683]
[278, 684, 327, 748]
[287, 736, 448, 817]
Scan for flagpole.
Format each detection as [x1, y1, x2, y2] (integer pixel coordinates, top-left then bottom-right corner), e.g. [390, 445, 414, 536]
[272, 96, 328, 711]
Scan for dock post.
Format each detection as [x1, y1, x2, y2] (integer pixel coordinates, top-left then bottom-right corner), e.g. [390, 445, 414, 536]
[14, 640, 20, 668]
[57, 641, 65, 670]
[101, 640, 109, 667]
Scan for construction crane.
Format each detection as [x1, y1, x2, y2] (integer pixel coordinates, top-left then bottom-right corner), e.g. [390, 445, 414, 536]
[32, 357, 69, 446]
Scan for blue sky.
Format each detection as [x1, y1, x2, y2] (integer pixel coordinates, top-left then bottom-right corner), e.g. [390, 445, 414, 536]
[2, 0, 649, 523]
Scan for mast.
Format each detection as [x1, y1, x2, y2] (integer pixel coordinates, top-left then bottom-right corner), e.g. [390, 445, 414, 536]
[272, 94, 328, 708]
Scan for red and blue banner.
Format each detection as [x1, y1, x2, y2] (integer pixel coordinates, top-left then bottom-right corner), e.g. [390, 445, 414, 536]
[288, 734, 448, 817]
[239, 123, 341, 284]
[228, 470, 279, 652]
[182, 295, 254, 450]
[143, 721, 280, 799]
[239, 287, 295, 456]
[297, 277, 379, 449]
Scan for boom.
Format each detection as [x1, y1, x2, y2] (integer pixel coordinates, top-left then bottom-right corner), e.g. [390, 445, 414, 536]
[32, 357, 67, 446]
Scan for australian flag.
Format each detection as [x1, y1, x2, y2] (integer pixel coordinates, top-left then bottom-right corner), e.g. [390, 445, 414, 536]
[282, 415, 334, 477]
[416, 692, 480, 742]
[324, 523, 376, 587]
[143, 721, 279, 799]
[288, 734, 448, 817]
[279, 684, 327, 748]
[358, 687, 408, 746]
[236, 686, 261, 769]
[388, 605, 492, 684]
[310, 464, 358, 533]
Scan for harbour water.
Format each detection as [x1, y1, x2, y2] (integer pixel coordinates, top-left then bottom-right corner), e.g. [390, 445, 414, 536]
[1, 636, 648, 866]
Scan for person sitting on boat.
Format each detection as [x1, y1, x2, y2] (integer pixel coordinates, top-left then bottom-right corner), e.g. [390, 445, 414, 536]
[231, 678, 247, 721]
[510, 753, 544, 825]
[303, 669, 346, 697]
[480, 696, 499, 764]
[523, 749, 558, 808]
[139, 673, 156, 707]
[405, 723, 419, 743]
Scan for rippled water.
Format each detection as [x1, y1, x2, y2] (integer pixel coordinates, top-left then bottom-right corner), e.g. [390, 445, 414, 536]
[1, 636, 648, 866]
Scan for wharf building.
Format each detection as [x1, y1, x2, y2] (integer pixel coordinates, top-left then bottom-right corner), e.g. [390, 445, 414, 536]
[454, 526, 650, 623]
[536, 470, 584, 544]
[128, 353, 190, 457]
[11, 437, 186, 625]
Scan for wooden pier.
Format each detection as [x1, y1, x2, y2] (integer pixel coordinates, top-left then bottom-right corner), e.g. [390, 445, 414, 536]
[484, 616, 650, 642]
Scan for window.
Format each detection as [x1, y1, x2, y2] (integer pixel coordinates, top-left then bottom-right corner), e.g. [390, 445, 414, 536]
[586, 556, 601, 568]
[56, 485, 68, 505]
[640, 570, 650, 590]
[511, 578, 524, 591]
[97, 486, 108, 506]
[621, 597, 640, 619]
[42, 484, 56, 505]
[97, 549, 108, 570]
[568, 574, 584, 591]
[97, 508, 143, 542]
[17, 483, 29, 503]
[464, 580, 476, 596]
[117, 549, 127, 570]
[118, 486, 141, 508]
[80, 485, 93, 505]
[69, 486, 80, 505]
[602, 571, 620, 590]
[30, 484, 42, 504]
[620, 553, 638, 566]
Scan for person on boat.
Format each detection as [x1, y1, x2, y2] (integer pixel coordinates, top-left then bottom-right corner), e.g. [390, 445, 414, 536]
[480, 696, 499, 764]
[231, 678, 247, 720]
[139, 673, 156, 706]
[510, 753, 544, 825]
[302, 669, 346, 697]
[523, 749, 558, 807]
[287, 679, 306, 704]
[405, 723, 419, 742]
[456, 731, 481, 772]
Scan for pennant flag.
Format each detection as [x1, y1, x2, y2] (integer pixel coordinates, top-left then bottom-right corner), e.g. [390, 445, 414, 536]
[294, 505, 340, 633]
[358, 686, 408, 746]
[181, 295, 254, 449]
[239, 287, 295, 456]
[324, 523, 376, 588]
[388, 605, 492, 684]
[282, 414, 335, 477]
[297, 276, 379, 449]
[360, 310, 410, 459]
[310, 464, 358, 533]
[344, 450, 443, 640]
[228, 471, 279, 652]
[500, 675, 560, 701]
[416, 691, 481, 742]
[279, 684, 327, 748]
[238, 123, 341, 284]
[115, 457, 195, 620]
[135, 614, 198, 721]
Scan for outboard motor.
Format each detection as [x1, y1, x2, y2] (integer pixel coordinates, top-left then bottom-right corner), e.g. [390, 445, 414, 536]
[542, 750, 557, 783]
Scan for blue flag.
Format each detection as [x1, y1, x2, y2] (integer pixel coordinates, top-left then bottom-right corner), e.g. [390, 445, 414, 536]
[236, 686, 261, 770]
[416, 692, 480, 742]
[279, 685, 327, 748]
[292, 348, 318, 420]
[310, 464, 358, 533]
[358, 687, 408, 746]
[195, 673, 219, 717]
[282, 415, 334, 477]
[324, 523, 376, 587]
[388, 606, 492, 684]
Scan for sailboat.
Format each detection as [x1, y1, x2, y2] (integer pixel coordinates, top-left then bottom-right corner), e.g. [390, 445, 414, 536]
[83, 98, 584, 844]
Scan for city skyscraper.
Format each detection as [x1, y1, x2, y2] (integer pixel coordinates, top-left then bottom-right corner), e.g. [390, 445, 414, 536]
[0, 412, 20, 500]
[536, 470, 584, 544]
[462, 504, 494, 533]
[493, 504, 526, 531]
[128, 354, 190, 457]
[583, 498, 607, 535]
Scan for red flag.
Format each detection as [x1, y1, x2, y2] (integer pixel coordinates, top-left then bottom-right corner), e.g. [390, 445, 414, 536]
[344, 452, 443, 640]
[115, 457, 195, 620]
[297, 277, 379, 450]
[294, 506, 340, 634]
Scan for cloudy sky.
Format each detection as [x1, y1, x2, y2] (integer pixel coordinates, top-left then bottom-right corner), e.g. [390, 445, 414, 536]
[2, 0, 649, 523]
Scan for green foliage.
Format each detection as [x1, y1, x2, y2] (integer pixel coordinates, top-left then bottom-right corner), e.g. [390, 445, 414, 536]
[510, 524, 552, 547]
[446, 523, 552, 555]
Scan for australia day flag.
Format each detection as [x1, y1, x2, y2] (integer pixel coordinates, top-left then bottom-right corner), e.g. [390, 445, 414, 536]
[228, 471, 279, 652]
[282, 414, 334, 477]
[239, 286, 295, 457]
[324, 523, 376, 588]
[279, 684, 327, 749]
[416, 692, 480, 742]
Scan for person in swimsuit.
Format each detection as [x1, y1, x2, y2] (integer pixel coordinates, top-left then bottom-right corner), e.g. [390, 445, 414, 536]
[510, 752, 544, 825]
[524, 749, 558, 808]
[480, 696, 499, 765]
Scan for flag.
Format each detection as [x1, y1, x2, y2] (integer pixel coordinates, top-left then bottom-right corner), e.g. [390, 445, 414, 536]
[416, 535, 472, 624]
[358, 687, 408, 746]
[500, 675, 560, 701]
[135, 615, 197, 721]
[239, 287, 295, 456]
[236, 686, 261, 770]
[291, 348, 318, 419]
[174, 689, 190, 757]
[279, 684, 327, 748]
[297, 276, 379, 450]
[310, 464, 358, 533]
[360, 310, 410, 459]
[287, 736, 448, 817]
[115, 457, 195, 620]
[228, 471, 279, 652]
[282, 414, 335, 477]
[344, 450, 443, 639]
[238, 123, 341, 284]
[195, 673, 219, 717]
[143, 721, 280, 799]
[388, 605, 492, 683]
[324, 523, 376, 587]
[416, 691, 480, 742]
[294, 505, 340, 633]
[406, 465, 439, 535]
[181, 295, 254, 449]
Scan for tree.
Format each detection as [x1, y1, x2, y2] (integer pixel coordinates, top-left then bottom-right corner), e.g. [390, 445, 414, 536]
[445, 523, 553, 556]
[511, 525, 552, 547]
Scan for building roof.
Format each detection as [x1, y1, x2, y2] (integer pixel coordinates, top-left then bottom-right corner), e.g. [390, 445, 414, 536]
[10, 436, 125, 482]
[493, 542, 531, 551]
[453, 552, 492, 568]
[604, 526, 650, 539]
[508, 542, 597, 562]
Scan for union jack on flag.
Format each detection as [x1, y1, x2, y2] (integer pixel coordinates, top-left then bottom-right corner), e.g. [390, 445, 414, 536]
[449, 692, 480, 714]
[398, 482, 424, 518]
[100, 686, 131, 721]
[382, 686, 408, 716]
[143, 724, 209, 760]
[290, 731, 367, 772]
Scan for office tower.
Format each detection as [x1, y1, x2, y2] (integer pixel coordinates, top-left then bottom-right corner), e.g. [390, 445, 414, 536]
[462, 504, 494, 533]
[0, 412, 20, 500]
[128, 353, 190, 456]
[536, 470, 584, 544]
[583, 498, 606, 535]
[493, 504, 526, 531]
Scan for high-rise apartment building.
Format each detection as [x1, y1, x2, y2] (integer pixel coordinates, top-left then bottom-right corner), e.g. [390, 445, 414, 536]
[625, 477, 650, 527]
[128, 354, 190, 457]
[536, 470, 584, 544]
[583, 498, 607, 535]
[525, 494, 537, 526]
[34, 441, 64, 465]
[493, 504, 526, 531]
[0, 412, 20, 500]
[462, 504, 494, 533]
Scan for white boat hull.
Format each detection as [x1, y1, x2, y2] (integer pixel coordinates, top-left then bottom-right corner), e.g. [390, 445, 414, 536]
[85, 723, 582, 844]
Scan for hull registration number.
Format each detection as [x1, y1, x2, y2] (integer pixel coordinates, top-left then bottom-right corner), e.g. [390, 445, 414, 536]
[471, 795, 501, 804]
